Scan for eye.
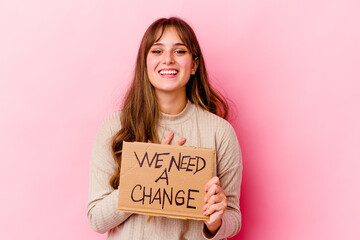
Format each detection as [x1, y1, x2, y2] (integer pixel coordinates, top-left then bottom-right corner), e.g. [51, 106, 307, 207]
[175, 50, 187, 54]
[151, 50, 162, 54]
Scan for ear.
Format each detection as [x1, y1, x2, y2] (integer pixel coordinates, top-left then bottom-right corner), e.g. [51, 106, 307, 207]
[191, 57, 199, 75]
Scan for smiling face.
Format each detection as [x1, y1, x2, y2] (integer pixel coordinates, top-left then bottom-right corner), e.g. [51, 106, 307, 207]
[146, 26, 198, 97]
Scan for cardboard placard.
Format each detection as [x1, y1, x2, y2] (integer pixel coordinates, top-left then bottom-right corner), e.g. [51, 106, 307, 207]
[117, 141, 214, 220]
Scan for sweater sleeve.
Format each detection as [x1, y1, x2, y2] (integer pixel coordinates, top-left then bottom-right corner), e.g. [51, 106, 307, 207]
[87, 112, 132, 233]
[203, 121, 243, 239]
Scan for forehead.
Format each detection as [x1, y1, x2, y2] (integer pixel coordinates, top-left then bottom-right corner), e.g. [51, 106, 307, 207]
[153, 26, 184, 44]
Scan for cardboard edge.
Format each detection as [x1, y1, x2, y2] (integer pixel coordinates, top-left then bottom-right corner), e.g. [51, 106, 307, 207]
[123, 141, 216, 153]
[117, 207, 210, 221]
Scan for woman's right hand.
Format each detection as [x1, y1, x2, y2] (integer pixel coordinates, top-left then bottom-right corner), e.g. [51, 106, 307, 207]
[162, 132, 186, 146]
[149, 132, 186, 146]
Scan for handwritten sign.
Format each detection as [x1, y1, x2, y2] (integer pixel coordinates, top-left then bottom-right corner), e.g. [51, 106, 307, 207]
[117, 141, 214, 220]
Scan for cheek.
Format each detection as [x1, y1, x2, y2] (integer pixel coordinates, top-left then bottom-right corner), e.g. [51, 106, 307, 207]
[178, 57, 193, 71]
[146, 55, 158, 71]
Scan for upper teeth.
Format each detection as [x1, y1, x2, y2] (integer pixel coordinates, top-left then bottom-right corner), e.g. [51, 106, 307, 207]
[160, 70, 178, 75]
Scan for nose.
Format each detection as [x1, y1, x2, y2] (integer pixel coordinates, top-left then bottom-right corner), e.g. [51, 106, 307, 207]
[163, 51, 175, 64]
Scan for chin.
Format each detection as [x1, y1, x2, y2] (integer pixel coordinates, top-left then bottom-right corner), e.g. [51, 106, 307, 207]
[155, 84, 186, 94]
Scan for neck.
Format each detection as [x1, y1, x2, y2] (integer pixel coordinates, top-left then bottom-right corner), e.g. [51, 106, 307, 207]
[156, 89, 187, 115]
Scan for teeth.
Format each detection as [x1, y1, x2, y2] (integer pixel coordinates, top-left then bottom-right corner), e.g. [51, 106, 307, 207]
[160, 70, 178, 75]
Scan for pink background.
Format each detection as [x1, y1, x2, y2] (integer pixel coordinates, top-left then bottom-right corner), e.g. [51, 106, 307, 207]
[1, 0, 359, 239]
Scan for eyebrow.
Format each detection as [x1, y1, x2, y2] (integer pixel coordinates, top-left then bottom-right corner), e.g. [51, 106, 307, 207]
[152, 42, 186, 47]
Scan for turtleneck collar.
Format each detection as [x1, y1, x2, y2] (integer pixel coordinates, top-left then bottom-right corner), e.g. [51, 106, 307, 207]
[159, 100, 196, 125]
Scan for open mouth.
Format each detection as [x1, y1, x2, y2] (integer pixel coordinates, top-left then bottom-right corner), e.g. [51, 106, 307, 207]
[159, 69, 179, 75]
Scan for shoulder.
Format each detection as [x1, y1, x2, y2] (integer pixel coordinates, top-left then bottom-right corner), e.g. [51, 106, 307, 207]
[97, 111, 122, 135]
[93, 110, 122, 147]
[192, 103, 236, 137]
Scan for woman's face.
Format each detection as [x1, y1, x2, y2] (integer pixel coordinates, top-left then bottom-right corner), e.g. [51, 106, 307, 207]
[146, 26, 198, 96]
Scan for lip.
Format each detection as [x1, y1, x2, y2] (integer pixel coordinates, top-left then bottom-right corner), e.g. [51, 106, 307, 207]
[158, 68, 179, 79]
[158, 68, 179, 72]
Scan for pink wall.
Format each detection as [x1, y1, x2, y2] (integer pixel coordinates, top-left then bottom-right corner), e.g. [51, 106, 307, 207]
[1, 0, 359, 239]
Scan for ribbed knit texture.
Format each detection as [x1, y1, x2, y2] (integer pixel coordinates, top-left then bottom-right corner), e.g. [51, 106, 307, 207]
[87, 101, 243, 240]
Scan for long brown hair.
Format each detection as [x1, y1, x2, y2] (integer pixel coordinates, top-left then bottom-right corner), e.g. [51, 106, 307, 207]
[110, 17, 229, 189]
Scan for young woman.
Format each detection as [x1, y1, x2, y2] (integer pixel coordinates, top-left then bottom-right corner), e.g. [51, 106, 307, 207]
[87, 17, 242, 239]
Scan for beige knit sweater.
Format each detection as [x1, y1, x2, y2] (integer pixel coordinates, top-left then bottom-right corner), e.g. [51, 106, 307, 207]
[87, 101, 242, 240]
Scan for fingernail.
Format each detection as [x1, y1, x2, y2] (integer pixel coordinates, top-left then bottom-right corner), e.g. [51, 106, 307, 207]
[204, 197, 208, 203]
[205, 186, 208, 192]
[147, 140, 151, 143]
[203, 205, 208, 211]
[171, 132, 174, 136]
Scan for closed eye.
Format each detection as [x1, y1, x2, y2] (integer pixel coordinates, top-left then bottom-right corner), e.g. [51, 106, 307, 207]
[175, 50, 187, 54]
[151, 50, 162, 54]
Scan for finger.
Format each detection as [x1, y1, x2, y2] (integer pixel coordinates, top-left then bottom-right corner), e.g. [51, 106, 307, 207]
[205, 176, 220, 192]
[161, 132, 174, 144]
[204, 202, 226, 216]
[175, 138, 186, 146]
[206, 193, 226, 206]
[147, 140, 151, 143]
[204, 184, 224, 203]
[204, 192, 226, 213]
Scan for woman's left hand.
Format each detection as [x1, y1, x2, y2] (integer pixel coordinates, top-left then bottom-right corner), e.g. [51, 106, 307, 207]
[203, 176, 227, 235]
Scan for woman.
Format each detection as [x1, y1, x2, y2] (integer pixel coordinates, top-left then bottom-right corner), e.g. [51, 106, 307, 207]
[87, 17, 242, 239]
